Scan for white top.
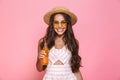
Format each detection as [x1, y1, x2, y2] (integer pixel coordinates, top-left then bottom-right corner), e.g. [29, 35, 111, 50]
[42, 45, 77, 80]
[48, 45, 72, 65]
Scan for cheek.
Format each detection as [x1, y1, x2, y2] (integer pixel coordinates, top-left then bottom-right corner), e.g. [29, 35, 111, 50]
[53, 27, 57, 31]
[53, 28, 57, 32]
[63, 27, 67, 31]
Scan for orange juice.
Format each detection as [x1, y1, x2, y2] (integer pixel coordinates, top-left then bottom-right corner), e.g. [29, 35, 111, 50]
[42, 42, 49, 66]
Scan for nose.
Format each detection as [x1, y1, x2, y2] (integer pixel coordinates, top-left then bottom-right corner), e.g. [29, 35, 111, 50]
[58, 22, 62, 28]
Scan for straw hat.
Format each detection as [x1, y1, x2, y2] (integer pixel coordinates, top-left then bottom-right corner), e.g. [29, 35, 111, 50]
[43, 6, 77, 25]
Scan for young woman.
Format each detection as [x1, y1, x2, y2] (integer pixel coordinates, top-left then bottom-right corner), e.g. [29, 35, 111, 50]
[36, 6, 83, 80]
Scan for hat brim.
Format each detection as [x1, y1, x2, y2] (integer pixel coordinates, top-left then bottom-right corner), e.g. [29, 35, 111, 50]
[43, 7, 77, 26]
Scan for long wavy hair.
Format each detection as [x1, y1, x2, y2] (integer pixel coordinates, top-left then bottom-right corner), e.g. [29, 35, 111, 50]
[40, 12, 82, 73]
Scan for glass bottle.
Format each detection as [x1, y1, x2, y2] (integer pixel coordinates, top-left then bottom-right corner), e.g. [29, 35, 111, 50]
[42, 41, 49, 66]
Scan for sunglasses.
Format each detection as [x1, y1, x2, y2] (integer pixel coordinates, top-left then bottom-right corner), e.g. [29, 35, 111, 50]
[53, 20, 67, 28]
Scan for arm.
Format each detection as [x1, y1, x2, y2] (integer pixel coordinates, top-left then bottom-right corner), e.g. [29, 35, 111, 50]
[74, 70, 83, 80]
[36, 38, 44, 72]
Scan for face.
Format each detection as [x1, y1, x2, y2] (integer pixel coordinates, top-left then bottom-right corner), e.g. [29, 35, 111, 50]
[53, 14, 67, 36]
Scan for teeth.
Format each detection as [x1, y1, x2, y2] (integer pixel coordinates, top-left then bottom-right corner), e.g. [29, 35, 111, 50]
[57, 29, 63, 32]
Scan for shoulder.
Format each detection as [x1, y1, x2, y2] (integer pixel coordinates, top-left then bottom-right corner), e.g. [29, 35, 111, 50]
[38, 37, 44, 45]
[75, 39, 79, 45]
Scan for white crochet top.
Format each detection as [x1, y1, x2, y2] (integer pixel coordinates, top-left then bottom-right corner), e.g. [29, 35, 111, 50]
[42, 45, 77, 80]
[48, 45, 72, 65]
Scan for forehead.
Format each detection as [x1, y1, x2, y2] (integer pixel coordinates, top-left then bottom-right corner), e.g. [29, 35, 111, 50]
[54, 14, 65, 21]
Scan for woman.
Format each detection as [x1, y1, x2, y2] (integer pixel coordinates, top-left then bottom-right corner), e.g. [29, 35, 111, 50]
[36, 6, 83, 80]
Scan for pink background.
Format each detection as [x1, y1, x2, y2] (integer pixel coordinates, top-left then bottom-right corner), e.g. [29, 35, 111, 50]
[0, 0, 120, 80]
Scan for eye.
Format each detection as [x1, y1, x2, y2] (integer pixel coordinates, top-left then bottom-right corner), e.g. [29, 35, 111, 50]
[53, 21, 59, 27]
[61, 21, 67, 27]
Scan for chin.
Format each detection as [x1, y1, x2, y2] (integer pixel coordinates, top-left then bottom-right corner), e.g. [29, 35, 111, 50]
[57, 33, 64, 35]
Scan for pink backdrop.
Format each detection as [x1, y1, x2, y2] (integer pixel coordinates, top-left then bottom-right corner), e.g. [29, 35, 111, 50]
[0, 0, 120, 80]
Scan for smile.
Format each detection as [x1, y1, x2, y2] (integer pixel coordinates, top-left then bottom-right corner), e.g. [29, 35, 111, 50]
[56, 28, 65, 32]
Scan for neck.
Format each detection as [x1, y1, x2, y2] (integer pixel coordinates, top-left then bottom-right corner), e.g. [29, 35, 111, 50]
[56, 35, 64, 39]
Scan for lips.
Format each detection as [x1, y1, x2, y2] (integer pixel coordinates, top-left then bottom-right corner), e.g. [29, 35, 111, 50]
[56, 28, 65, 32]
[58, 28, 63, 32]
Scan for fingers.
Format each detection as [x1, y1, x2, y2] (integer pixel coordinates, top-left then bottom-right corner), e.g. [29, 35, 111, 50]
[38, 50, 46, 59]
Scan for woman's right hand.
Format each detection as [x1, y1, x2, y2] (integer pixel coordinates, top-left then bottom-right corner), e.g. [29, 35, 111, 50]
[38, 50, 46, 59]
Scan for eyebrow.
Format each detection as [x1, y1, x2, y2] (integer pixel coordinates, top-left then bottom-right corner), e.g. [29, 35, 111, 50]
[53, 20, 66, 22]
